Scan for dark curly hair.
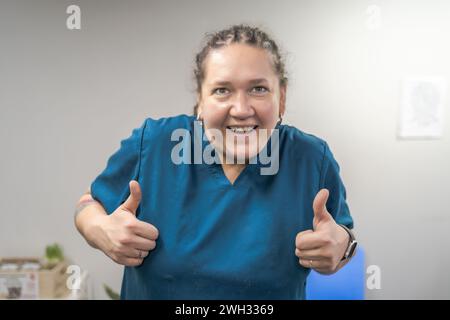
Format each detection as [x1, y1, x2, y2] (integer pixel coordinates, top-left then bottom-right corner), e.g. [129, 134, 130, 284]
[193, 24, 288, 115]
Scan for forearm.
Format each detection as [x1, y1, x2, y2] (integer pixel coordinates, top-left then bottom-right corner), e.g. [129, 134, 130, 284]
[74, 192, 108, 249]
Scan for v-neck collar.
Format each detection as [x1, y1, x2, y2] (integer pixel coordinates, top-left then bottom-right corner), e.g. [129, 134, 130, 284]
[191, 117, 281, 188]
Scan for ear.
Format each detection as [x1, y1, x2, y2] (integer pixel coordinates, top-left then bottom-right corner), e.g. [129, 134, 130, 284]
[279, 84, 287, 116]
[196, 93, 203, 116]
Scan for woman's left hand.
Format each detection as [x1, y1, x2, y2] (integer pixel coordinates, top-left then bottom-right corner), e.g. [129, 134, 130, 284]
[295, 189, 350, 274]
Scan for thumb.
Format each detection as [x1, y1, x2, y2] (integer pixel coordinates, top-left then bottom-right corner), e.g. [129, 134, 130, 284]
[121, 180, 142, 214]
[313, 188, 331, 228]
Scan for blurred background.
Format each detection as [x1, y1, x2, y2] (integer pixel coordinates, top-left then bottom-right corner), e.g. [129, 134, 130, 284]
[0, 0, 449, 299]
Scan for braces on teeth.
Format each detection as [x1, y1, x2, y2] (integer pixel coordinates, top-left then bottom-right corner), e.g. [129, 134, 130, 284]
[228, 126, 256, 133]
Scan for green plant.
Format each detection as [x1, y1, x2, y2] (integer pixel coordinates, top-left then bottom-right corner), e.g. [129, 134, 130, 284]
[103, 284, 120, 300]
[45, 243, 64, 265]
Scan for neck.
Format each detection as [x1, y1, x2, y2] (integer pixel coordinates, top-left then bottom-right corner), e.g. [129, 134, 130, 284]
[221, 162, 246, 185]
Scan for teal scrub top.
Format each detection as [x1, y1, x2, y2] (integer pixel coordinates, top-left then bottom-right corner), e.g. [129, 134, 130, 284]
[91, 114, 353, 300]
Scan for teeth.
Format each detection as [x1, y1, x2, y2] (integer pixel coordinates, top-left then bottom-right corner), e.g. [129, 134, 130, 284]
[228, 126, 256, 134]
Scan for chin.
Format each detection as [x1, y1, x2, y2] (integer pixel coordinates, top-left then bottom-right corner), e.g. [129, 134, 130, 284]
[224, 143, 259, 163]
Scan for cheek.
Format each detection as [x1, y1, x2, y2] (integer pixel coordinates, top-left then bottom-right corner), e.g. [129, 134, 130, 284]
[202, 101, 229, 127]
[256, 102, 279, 126]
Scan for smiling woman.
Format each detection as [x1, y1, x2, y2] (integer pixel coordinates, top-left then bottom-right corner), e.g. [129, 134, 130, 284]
[198, 43, 284, 180]
[74, 24, 356, 300]
[193, 26, 287, 183]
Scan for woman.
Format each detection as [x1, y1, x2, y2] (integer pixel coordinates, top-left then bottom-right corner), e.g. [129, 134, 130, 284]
[75, 24, 356, 300]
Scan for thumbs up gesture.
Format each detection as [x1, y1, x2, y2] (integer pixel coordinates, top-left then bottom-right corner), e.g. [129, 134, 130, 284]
[295, 189, 350, 274]
[97, 180, 159, 267]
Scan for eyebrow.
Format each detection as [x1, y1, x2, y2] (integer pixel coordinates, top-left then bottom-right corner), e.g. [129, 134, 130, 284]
[211, 78, 269, 86]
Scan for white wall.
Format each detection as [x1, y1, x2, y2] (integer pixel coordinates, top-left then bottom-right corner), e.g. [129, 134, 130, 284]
[1, 0, 449, 299]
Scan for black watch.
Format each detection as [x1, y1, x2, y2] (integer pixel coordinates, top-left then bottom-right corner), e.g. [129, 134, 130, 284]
[339, 224, 357, 261]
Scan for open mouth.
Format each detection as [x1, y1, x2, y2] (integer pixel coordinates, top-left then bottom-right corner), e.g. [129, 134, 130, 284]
[226, 125, 258, 134]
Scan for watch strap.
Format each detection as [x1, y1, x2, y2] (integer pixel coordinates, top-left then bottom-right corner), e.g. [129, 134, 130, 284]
[339, 224, 357, 261]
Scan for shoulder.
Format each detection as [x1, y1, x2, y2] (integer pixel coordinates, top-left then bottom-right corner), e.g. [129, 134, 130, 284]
[279, 124, 328, 161]
[141, 114, 195, 141]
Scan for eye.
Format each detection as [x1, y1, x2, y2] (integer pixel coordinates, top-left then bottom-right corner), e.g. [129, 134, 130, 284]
[250, 86, 269, 94]
[213, 87, 230, 96]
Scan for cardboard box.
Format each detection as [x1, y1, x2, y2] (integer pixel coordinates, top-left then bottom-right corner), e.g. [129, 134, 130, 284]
[0, 257, 70, 299]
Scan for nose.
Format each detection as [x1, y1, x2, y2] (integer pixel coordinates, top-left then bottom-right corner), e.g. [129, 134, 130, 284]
[229, 92, 255, 119]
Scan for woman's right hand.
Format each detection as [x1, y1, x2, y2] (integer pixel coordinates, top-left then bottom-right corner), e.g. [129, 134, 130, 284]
[88, 180, 159, 267]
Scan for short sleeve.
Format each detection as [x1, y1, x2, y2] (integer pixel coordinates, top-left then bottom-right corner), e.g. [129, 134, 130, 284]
[319, 142, 354, 229]
[90, 120, 147, 214]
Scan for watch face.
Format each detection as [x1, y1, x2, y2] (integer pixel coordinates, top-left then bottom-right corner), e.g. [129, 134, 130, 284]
[348, 241, 357, 258]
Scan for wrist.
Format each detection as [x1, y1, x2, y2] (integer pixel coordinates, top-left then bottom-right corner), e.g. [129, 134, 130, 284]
[338, 224, 357, 262]
[76, 204, 109, 250]
[336, 225, 350, 258]
[85, 213, 109, 250]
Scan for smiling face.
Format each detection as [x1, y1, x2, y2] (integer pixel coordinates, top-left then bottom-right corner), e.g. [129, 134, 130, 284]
[197, 43, 286, 162]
